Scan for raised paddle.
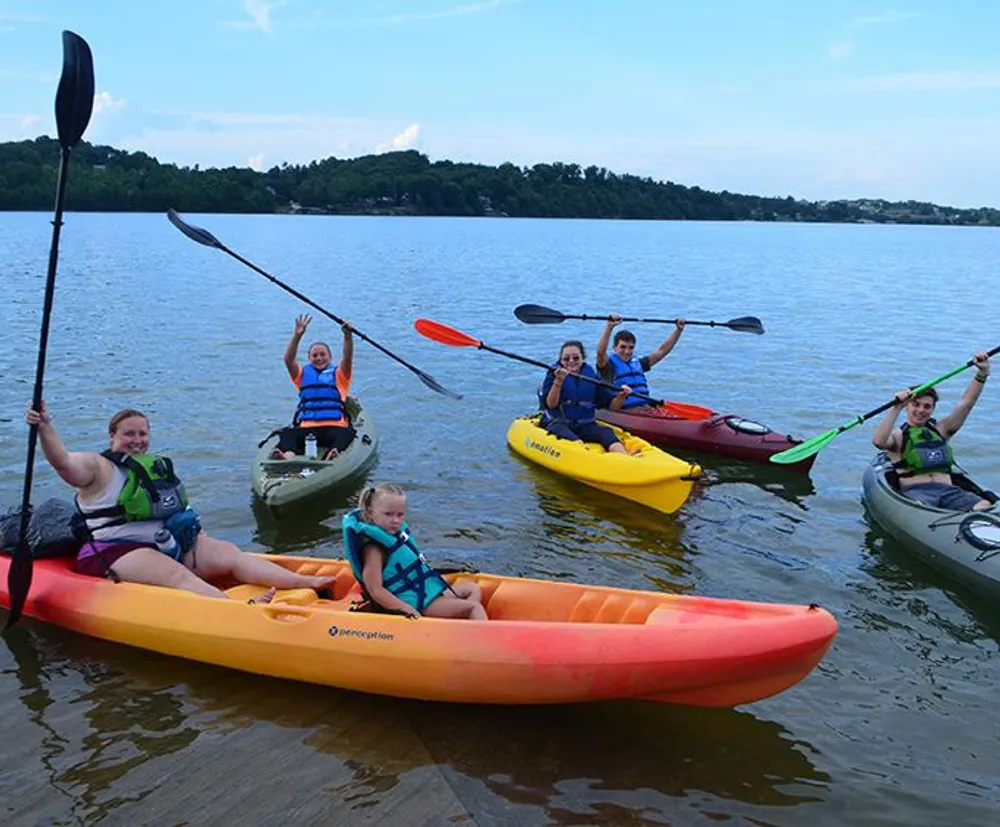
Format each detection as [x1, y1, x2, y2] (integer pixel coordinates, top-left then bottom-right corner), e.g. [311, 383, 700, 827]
[6, 32, 95, 633]
[514, 303, 765, 335]
[770, 345, 1000, 465]
[166, 209, 461, 401]
[413, 318, 712, 420]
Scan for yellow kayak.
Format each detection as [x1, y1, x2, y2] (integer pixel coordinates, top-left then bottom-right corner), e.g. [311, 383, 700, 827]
[506, 415, 701, 514]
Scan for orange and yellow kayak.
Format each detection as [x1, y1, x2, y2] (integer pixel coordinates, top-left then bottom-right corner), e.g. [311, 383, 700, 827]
[0, 554, 836, 706]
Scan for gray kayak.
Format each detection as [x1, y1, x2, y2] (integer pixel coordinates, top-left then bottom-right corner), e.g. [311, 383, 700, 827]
[251, 397, 378, 512]
[861, 453, 1000, 602]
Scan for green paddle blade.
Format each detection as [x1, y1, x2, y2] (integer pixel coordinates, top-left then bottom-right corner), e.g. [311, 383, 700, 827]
[770, 417, 862, 464]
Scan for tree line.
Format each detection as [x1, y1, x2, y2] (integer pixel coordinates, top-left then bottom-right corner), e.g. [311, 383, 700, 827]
[2, 135, 998, 226]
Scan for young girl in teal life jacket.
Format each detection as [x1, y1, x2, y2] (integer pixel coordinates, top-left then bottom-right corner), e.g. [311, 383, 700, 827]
[342, 484, 488, 620]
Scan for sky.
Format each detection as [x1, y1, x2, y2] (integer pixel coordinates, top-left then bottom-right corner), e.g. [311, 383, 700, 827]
[2, 0, 1000, 207]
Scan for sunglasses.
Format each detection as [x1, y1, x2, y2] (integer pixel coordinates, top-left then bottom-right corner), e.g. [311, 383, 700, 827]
[562, 354, 582, 363]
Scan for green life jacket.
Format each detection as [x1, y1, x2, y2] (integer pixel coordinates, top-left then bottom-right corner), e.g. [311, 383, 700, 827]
[896, 421, 954, 476]
[341, 509, 447, 613]
[78, 452, 189, 536]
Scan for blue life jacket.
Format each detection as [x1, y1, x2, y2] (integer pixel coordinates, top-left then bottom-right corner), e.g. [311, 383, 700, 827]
[341, 509, 448, 613]
[296, 363, 345, 424]
[541, 363, 600, 426]
[896, 420, 954, 476]
[606, 353, 650, 409]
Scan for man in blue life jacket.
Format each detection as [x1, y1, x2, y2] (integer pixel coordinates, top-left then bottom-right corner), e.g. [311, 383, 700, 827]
[871, 351, 992, 510]
[596, 313, 685, 411]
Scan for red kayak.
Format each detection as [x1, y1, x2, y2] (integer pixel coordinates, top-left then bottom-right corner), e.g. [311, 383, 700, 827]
[598, 407, 815, 473]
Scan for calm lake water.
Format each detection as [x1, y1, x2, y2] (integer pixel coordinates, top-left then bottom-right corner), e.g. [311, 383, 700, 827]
[1, 212, 999, 825]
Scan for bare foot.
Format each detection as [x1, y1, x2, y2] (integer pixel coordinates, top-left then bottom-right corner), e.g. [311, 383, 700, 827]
[323, 448, 340, 460]
[298, 575, 337, 591]
[247, 587, 277, 605]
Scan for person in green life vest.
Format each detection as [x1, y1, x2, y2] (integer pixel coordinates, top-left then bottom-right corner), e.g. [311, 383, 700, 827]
[596, 313, 686, 411]
[871, 351, 993, 510]
[25, 401, 337, 599]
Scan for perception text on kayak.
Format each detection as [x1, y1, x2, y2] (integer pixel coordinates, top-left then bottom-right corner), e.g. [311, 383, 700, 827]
[328, 626, 395, 641]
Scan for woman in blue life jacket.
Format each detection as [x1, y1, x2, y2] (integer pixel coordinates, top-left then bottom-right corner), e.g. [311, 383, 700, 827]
[273, 313, 356, 460]
[871, 351, 993, 510]
[540, 340, 632, 454]
[25, 402, 337, 599]
[596, 314, 686, 411]
[343, 483, 487, 620]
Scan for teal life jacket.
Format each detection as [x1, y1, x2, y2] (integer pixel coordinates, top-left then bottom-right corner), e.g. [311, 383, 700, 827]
[606, 353, 650, 409]
[896, 421, 954, 476]
[78, 452, 189, 537]
[341, 509, 447, 613]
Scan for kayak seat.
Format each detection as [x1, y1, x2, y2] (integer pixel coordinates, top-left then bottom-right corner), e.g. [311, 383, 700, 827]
[568, 591, 659, 624]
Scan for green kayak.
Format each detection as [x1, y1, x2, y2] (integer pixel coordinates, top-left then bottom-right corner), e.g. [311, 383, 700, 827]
[251, 397, 378, 513]
[862, 453, 1000, 602]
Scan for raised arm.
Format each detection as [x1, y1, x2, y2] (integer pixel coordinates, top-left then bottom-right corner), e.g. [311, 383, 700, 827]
[937, 353, 991, 438]
[25, 401, 106, 490]
[339, 321, 354, 378]
[871, 391, 908, 451]
[646, 319, 685, 369]
[595, 314, 621, 371]
[284, 314, 311, 381]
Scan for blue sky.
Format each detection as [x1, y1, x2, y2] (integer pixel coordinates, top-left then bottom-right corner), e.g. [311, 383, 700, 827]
[3, 1, 1000, 207]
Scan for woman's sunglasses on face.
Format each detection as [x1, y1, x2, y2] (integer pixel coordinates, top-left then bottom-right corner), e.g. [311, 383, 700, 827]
[562, 354, 582, 363]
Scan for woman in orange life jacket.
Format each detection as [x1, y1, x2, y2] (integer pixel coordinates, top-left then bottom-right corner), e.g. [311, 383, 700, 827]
[540, 340, 632, 454]
[871, 351, 992, 510]
[596, 313, 686, 411]
[25, 402, 337, 599]
[273, 313, 356, 460]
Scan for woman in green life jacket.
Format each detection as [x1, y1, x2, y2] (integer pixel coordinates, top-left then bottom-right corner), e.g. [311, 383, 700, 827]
[25, 401, 337, 599]
[871, 351, 992, 510]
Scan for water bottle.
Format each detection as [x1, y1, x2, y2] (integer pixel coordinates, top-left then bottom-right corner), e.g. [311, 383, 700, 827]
[153, 528, 178, 557]
[304, 431, 318, 459]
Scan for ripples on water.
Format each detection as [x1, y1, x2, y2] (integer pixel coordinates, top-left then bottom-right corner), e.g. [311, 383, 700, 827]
[2, 213, 1000, 825]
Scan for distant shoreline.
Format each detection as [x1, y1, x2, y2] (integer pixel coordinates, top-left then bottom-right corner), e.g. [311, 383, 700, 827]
[3, 136, 998, 227]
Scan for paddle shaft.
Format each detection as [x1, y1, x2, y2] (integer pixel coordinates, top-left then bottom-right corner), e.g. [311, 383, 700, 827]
[566, 313, 730, 328]
[770, 344, 1000, 465]
[477, 342, 665, 406]
[7, 150, 73, 630]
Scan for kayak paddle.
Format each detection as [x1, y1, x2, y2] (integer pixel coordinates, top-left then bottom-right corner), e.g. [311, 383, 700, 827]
[514, 303, 765, 335]
[166, 209, 462, 401]
[770, 344, 1000, 465]
[413, 318, 712, 420]
[6, 31, 95, 633]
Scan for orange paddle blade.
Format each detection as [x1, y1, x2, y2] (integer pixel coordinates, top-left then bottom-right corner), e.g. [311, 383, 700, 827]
[659, 401, 714, 420]
[414, 318, 481, 348]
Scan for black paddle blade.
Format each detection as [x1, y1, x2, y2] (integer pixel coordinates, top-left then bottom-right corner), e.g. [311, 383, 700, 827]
[167, 208, 226, 250]
[55, 31, 94, 150]
[727, 316, 765, 334]
[417, 371, 463, 401]
[513, 303, 566, 324]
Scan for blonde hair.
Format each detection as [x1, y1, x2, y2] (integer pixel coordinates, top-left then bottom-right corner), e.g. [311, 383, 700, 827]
[358, 482, 406, 521]
[108, 408, 148, 437]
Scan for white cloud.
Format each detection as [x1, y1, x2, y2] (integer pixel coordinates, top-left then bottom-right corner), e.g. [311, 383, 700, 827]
[376, 123, 421, 153]
[225, 0, 287, 34]
[848, 11, 917, 29]
[93, 91, 126, 114]
[19, 114, 40, 132]
[362, 0, 521, 26]
[828, 41, 856, 60]
[833, 72, 1000, 93]
[248, 152, 266, 170]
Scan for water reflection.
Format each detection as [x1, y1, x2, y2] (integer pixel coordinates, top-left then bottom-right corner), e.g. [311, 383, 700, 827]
[1, 624, 830, 825]
[689, 453, 817, 510]
[858, 514, 1000, 644]
[250, 492, 355, 554]
[512, 454, 696, 589]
